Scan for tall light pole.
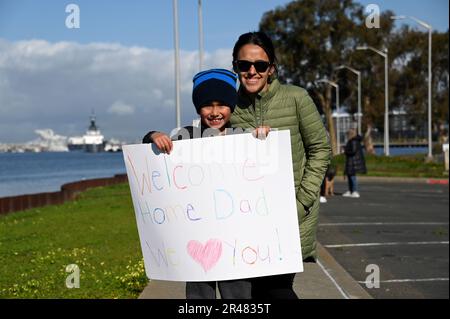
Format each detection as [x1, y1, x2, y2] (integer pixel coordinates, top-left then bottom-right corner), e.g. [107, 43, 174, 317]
[335, 65, 362, 136]
[198, 0, 204, 71]
[357, 46, 390, 156]
[173, 0, 181, 128]
[317, 79, 341, 154]
[391, 15, 433, 159]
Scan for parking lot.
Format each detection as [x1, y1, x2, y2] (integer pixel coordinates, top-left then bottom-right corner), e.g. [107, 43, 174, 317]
[317, 180, 449, 299]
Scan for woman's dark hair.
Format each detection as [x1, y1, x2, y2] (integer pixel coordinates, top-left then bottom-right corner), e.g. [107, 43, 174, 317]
[232, 31, 277, 65]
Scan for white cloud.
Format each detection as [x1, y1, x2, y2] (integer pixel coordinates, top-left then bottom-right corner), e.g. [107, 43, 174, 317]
[163, 99, 175, 107]
[152, 88, 163, 100]
[108, 101, 135, 116]
[0, 38, 233, 143]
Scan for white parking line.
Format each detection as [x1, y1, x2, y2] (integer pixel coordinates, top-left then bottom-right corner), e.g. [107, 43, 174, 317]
[324, 241, 449, 248]
[358, 278, 449, 284]
[319, 222, 449, 226]
[316, 259, 350, 299]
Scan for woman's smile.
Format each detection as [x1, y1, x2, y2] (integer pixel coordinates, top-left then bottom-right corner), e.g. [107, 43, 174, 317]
[237, 44, 274, 94]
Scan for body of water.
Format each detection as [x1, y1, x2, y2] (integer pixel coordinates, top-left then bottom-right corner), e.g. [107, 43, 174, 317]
[373, 146, 428, 156]
[0, 152, 126, 198]
[0, 146, 429, 198]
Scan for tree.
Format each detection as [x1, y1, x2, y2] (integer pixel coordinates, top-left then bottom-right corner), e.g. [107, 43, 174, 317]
[431, 31, 449, 144]
[389, 27, 449, 143]
[259, 0, 394, 155]
[259, 0, 448, 154]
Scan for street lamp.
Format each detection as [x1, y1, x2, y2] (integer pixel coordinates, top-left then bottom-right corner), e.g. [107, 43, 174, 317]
[173, 0, 181, 128]
[335, 65, 362, 136]
[317, 79, 341, 154]
[391, 15, 433, 159]
[357, 45, 390, 156]
[198, 0, 204, 71]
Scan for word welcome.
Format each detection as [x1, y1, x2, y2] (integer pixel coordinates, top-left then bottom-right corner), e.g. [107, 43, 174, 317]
[127, 155, 264, 196]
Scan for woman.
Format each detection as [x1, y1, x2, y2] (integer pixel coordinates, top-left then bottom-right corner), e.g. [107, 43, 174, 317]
[230, 31, 331, 299]
[343, 128, 367, 198]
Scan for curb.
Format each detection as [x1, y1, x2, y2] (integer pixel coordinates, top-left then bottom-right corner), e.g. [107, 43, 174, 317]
[316, 243, 373, 299]
[427, 179, 449, 185]
[334, 175, 448, 184]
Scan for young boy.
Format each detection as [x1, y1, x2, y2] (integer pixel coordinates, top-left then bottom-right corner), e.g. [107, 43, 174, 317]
[142, 68, 253, 299]
[143, 68, 237, 150]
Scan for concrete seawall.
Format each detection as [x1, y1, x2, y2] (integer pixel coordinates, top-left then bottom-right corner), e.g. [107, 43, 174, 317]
[0, 174, 128, 215]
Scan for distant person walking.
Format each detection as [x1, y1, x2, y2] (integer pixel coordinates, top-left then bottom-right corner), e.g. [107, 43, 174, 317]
[343, 128, 366, 198]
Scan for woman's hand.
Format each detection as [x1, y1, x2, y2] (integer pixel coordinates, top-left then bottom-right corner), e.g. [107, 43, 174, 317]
[253, 126, 271, 140]
[151, 132, 173, 154]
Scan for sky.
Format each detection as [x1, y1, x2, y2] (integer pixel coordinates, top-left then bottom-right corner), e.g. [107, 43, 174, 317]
[0, 0, 448, 143]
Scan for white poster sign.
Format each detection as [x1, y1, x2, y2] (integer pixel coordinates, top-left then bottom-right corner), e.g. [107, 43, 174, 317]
[122, 130, 302, 281]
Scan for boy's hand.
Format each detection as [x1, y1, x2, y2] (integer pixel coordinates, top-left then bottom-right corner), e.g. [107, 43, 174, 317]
[253, 126, 271, 140]
[151, 132, 173, 154]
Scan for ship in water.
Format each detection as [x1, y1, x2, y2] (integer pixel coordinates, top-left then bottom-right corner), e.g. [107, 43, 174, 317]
[68, 114, 105, 152]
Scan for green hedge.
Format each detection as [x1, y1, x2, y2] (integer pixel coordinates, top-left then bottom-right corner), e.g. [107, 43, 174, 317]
[331, 154, 447, 178]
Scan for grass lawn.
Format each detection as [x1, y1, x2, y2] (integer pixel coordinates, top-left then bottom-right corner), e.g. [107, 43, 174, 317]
[0, 154, 446, 298]
[332, 154, 448, 178]
[0, 183, 147, 299]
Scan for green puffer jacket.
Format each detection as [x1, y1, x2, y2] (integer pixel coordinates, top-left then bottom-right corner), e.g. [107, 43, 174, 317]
[231, 79, 331, 261]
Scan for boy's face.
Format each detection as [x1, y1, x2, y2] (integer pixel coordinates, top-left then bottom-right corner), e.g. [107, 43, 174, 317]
[199, 101, 231, 131]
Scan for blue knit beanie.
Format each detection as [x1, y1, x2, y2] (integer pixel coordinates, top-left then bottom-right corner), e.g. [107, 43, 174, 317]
[192, 69, 238, 114]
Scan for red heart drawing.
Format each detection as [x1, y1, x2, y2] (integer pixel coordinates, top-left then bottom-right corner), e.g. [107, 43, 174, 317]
[187, 239, 222, 272]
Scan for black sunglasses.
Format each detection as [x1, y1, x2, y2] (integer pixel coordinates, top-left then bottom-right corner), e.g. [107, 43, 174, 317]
[234, 60, 271, 73]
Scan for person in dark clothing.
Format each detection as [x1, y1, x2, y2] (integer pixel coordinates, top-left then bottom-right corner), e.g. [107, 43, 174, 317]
[320, 164, 337, 203]
[320, 175, 328, 203]
[343, 128, 367, 198]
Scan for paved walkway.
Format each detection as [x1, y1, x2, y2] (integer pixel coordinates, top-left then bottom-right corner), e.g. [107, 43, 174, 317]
[318, 180, 449, 299]
[138, 243, 372, 299]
